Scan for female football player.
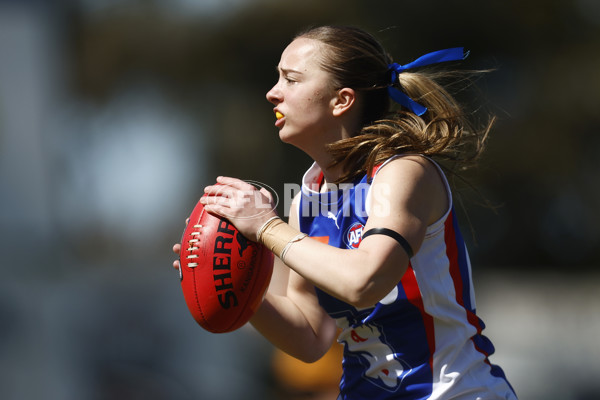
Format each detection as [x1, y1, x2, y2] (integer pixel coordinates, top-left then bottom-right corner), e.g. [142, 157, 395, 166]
[174, 25, 517, 399]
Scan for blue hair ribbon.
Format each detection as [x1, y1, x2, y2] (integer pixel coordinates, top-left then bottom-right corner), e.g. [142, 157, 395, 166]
[388, 47, 468, 116]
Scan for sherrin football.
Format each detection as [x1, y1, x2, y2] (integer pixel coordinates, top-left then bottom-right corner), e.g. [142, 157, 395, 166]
[179, 198, 274, 333]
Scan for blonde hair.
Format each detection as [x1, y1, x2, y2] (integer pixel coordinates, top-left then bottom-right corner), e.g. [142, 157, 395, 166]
[296, 26, 493, 183]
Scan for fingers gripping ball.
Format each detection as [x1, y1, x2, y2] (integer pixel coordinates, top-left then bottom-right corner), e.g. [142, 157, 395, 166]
[179, 198, 274, 333]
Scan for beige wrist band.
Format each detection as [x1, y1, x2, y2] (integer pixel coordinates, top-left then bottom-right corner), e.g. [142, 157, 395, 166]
[256, 217, 307, 261]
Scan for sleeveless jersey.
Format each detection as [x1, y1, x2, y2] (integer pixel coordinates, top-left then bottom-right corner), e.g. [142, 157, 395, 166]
[298, 157, 517, 400]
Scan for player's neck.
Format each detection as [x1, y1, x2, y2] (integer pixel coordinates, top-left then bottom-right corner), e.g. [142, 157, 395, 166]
[303, 126, 355, 187]
[316, 161, 346, 192]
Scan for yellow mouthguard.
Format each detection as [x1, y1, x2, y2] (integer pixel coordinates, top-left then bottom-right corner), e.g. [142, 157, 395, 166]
[275, 111, 284, 119]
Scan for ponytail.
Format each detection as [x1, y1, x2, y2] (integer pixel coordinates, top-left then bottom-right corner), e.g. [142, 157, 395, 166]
[327, 70, 494, 183]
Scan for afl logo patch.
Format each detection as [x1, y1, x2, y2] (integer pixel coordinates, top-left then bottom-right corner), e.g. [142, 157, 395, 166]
[344, 222, 364, 249]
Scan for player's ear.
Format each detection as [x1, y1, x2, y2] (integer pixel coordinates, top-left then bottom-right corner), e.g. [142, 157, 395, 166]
[332, 87, 356, 117]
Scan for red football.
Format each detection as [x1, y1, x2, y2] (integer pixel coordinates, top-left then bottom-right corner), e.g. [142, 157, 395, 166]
[179, 198, 274, 333]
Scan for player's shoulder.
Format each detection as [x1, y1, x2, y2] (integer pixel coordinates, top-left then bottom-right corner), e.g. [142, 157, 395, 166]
[373, 154, 440, 184]
[372, 155, 449, 224]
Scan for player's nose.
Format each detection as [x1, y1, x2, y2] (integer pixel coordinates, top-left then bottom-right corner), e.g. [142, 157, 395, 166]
[266, 83, 282, 104]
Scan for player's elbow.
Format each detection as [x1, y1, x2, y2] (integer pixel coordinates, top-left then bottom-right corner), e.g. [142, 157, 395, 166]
[341, 280, 383, 310]
[289, 334, 335, 364]
[341, 255, 408, 309]
[341, 269, 402, 309]
[297, 347, 329, 364]
[345, 292, 380, 310]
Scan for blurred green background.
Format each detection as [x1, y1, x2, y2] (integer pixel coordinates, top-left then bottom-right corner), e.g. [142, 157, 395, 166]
[1, 0, 599, 399]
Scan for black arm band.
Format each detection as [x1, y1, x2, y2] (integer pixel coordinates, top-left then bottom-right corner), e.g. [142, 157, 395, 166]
[361, 228, 414, 258]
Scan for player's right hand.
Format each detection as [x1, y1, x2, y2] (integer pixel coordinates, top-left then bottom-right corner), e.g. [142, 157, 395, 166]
[172, 218, 189, 270]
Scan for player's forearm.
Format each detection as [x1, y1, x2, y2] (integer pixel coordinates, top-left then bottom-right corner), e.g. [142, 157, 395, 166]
[283, 238, 402, 309]
[250, 292, 335, 363]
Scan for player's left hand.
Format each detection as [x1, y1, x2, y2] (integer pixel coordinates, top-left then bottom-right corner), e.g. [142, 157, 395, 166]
[201, 176, 277, 242]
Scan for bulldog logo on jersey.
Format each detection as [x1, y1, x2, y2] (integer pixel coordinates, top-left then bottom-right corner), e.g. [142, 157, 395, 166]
[337, 318, 412, 391]
[344, 222, 364, 249]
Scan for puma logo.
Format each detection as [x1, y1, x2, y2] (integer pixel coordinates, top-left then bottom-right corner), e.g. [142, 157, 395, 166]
[327, 211, 340, 229]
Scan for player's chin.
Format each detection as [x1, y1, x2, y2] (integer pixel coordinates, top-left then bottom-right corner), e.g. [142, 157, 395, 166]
[278, 132, 291, 144]
[278, 128, 296, 144]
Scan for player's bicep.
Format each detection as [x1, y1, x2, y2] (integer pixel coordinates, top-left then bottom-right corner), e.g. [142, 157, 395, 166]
[364, 157, 441, 257]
